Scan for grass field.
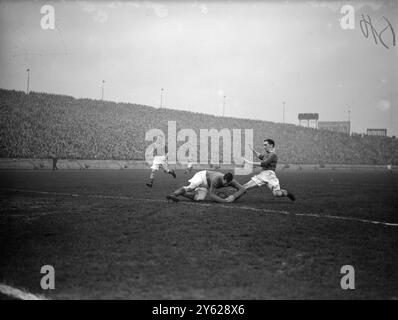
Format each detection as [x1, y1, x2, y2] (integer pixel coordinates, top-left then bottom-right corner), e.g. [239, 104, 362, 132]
[0, 169, 397, 300]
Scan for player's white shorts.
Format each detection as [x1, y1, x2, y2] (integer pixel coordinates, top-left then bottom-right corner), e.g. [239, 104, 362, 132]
[185, 170, 208, 200]
[251, 170, 281, 191]
[186, 170, 208, 189]
[150, 156, 169, 172]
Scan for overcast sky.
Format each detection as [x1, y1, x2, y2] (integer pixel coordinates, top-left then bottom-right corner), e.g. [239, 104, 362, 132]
[0, 0, 397, 135]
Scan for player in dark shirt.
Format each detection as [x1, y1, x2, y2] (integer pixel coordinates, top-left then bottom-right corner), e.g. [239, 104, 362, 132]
[258, 151, 278, 171]
[227, 139, 295, 202]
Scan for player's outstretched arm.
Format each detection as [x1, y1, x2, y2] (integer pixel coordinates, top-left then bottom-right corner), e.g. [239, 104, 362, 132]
[225, 180, 246, 202]
[209, 183, 229, 203]
[242, 158, 262, 167]
[244, 156, 275, 169]
[249, 144, 262, 159]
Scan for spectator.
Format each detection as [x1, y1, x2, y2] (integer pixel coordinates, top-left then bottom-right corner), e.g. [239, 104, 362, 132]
[0, 89, 396, 166]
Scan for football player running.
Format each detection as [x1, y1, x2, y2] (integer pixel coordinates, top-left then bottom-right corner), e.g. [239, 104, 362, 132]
[146, 146, 176, 188]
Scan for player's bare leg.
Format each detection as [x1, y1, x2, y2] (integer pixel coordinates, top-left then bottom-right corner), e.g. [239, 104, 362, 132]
[166, 168, 176, 178]
[241, 182, 295, 201]
[180, 192, 196, 201]
[146, 171, 155, 187]
[166, 186, 193, 202]
[221, 181, 253, 202]
[243, 180, 258, 190]
[241, 180, 295, 201]
[230, 180, 255, 200]
[228, 180, 295, 202]
[166, 187, 184, 202]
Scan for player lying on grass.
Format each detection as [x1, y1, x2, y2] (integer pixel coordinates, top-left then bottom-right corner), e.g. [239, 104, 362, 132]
[166, 170, 245, 203]
[227, 139, 295, 202]
[146, 147, 176, 187]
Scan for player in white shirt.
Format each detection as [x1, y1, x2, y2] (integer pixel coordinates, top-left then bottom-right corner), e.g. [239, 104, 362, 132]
[146, 147, 176, 188]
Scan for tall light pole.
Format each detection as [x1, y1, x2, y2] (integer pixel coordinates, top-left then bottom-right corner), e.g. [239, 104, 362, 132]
[222, 95, 226, 117]
[348, 110, 351, 135]
[389, 106, 392, 137]
[283, 101, 286, 124]
[26, 68, 30, 94]
[160, 88, 164, 108]
[101, 80, 105, 101]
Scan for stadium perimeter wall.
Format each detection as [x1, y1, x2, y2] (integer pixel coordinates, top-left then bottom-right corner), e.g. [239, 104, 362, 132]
[0, 158, 395, 171]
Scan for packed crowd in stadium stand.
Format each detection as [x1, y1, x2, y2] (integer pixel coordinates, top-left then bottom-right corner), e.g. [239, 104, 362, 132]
[0, 89, 397, 165]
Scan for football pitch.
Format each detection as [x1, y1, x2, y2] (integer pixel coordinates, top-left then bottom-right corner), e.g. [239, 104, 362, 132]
[0, 169, 397, 300]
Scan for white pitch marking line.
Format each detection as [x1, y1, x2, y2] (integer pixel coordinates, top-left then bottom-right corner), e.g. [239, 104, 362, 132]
[0, 283, 48, 300]
[2, 188, 398, 227]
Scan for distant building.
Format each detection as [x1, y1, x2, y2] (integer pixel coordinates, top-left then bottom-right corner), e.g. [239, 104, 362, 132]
[298, 113, 319, 128]
[318, 121, 350, 135]
[366, 128, 387, 137]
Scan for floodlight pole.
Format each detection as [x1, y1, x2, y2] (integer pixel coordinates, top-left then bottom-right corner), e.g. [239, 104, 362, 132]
[222, 95, 226, 117]
[348, 110, 351, 135]
[101, 80, 105, 101]
[26, 68, 30, 94]
[389, 107, 392, 137]
[283, 101, 286, 124]
[160, 88, 164, 108]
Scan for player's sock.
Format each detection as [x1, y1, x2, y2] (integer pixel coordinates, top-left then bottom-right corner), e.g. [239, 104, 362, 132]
[276, 189, 295, 201]
[166, 194, 180, 202]
[146, 178, 154, 187]
[286, 192, 295, 201]
[169, 169, 176, 178]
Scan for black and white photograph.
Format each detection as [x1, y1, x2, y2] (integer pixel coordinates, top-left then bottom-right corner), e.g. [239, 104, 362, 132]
[0, 0, 397, 303]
